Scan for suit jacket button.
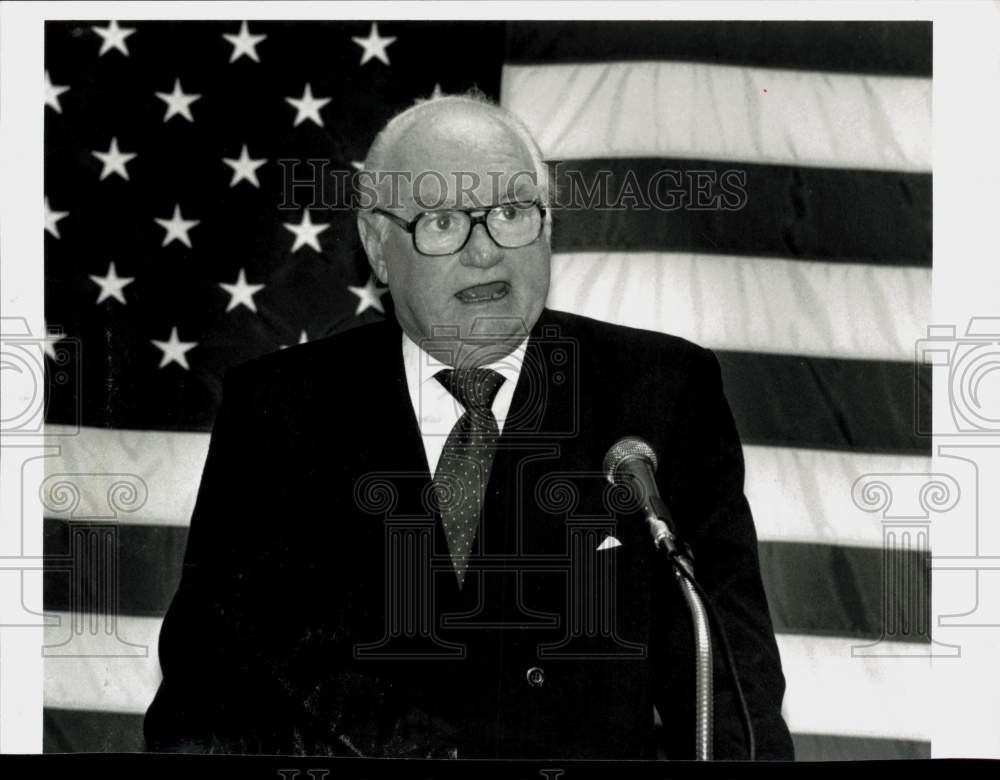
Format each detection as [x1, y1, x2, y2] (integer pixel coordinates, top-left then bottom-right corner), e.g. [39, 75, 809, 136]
[526, 666, 545, 687]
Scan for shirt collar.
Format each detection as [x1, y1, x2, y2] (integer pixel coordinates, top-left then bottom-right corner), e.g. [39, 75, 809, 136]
[402, 331, 528, 392]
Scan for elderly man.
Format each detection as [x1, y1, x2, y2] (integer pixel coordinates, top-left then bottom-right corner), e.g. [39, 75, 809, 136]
[144, 94, 793, 760]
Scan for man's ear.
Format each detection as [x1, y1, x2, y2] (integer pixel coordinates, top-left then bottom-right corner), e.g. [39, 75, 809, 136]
[357, 213, 389, 285]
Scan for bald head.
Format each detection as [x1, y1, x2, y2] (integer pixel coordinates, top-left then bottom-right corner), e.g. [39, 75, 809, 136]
[361, 95, 550, 212]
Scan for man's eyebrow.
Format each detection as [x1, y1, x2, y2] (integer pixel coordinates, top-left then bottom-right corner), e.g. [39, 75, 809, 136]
[497, 183, 539, 206]
[423, 196, 538, 213]
[495, 195, 536, 206]
[510, 180, 540, 199]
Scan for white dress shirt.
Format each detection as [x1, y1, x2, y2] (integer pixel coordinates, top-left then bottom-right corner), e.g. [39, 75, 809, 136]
[402, 333, 527, 477]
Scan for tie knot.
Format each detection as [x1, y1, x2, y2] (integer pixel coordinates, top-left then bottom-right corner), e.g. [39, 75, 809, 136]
[436, 368, 505, 413]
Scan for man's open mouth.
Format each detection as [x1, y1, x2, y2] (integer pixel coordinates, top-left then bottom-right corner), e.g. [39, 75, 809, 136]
[454, 281, 510, 303]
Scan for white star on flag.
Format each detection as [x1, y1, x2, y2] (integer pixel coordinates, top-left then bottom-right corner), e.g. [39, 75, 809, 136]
[45, 71, 70, 113]
[222, 145, 267, 188]
[280, 331, 310, 350]
[223, 21, 267, 63]
[151, 327, 198, 370]
[92, 20, 135, 57]
[43, 324, 66, 361]
[352, 23, 396, 66]
[155, 79, 201, 122]
[44, 197, 69, 238]
[348, 275, 388, 315]
[219, 268, 265, 313]
[154, 204, 200, 248]
[92, 137, 137, 181]
[285, 83, 331, 127]
[283, 210, 329, 252]
[89, 261, 135, 305]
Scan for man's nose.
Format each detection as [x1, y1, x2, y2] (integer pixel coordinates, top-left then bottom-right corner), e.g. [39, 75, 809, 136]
[460, 223, 503, 268]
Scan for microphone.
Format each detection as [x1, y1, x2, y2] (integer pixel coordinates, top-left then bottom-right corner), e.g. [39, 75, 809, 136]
[606, 438, 736, 761]
[603, 436, 680, 554]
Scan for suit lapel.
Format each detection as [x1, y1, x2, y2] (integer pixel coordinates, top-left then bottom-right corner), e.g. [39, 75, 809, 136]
[498, 308, 574, 442]
[476, 309, 578, 559]
[354, 319, 433, 484]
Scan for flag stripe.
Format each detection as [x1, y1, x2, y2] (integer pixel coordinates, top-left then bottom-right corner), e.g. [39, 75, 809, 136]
[548, 159, 931, 267]
[45, 614, 160, 714]
[776, 633, 931, 742]
[42, 426, 929, 547]
[44, 425, 209, 526]
[44, 345, 928, 451]
[759, 543, 928, 643]
[716, 351, 929, 454]
[743, 447, 929, 549]
[503, 62, 931, 172]
[44, 519, 186, 619]
[45, 709, 146, 754]
[42, 518, 928, 643]
[40, 707, 930, 760]
[504, 21, 932, 78]
[41, 615, 932, 741]
[790, 732, 929, 761]
[550, 253, 930, 360]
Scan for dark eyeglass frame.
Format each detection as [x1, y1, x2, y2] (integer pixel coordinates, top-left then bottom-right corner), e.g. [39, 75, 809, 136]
[371, 200, 547, 257]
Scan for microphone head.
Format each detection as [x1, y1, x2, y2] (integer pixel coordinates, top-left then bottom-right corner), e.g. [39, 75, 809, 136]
[603, 436, 659, 484]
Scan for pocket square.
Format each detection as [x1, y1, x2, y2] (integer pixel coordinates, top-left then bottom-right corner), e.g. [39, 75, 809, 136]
[596, 535, 623, 551]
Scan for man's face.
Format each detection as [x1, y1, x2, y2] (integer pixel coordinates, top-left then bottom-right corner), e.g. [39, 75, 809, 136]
[360, 106, 551, 367]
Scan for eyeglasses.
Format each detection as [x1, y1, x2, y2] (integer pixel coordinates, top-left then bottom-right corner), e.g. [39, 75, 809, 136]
[372, 201, 547, 257]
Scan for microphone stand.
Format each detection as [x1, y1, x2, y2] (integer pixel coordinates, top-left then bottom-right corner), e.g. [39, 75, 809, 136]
[645, 497, 713, 761]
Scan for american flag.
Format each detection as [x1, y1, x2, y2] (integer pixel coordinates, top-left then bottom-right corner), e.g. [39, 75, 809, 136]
[42, 20, 932, 759]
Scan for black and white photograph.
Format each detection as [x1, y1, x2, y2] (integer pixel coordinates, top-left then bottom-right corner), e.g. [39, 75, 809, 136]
[2, 0, 1000, 773]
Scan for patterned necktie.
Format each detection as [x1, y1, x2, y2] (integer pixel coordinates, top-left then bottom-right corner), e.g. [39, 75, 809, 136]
[433, 367, 505, 588]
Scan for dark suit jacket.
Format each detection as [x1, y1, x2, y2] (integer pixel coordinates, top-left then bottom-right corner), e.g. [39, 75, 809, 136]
[144, 308, 793, 760]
